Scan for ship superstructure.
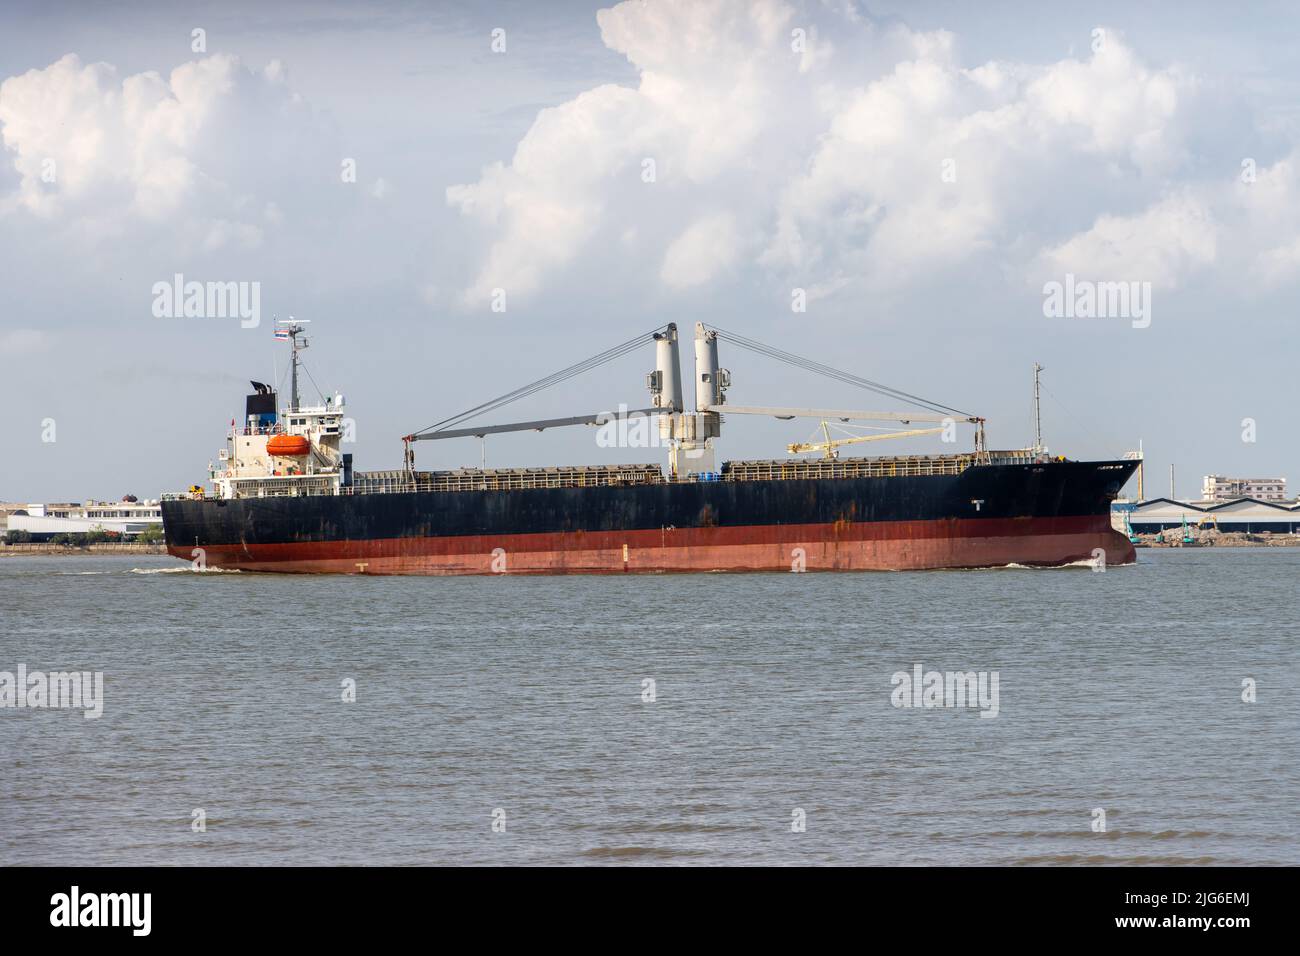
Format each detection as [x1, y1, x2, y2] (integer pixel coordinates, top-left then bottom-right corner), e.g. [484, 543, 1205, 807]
[210, 321, 350, 500]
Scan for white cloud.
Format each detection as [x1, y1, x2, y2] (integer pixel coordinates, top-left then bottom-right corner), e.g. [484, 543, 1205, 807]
[764, 28, 1195, 288]
[0, 52, 330, 250]
[445, 1, 1234, 307]
[1035, 148, 1300, 291]
[446, 0, 801, 305]
[1254, 236, 1300, 283]
[1038, 193, 1216, 287]
[1022, 34, 1186, 173]
[445, 83, 647, 304]
[1239, 151, 1300, 285]
[661, 212, 740, 288]
[5, 2, 1297, 323]
[201, 218, 264, 252]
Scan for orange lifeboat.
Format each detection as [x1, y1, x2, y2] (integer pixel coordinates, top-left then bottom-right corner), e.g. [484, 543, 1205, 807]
[267, 434, 311, 457]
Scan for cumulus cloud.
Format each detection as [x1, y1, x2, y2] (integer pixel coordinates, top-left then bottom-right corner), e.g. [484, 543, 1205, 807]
[1036, 148, 1300, 291]
[1021, 31, 1186, 172]
[445, 82, 656, 304]
[1239, 150, 1300, 285]
[661, 212, 740, 288]
[446, 0, 799, 305]
[445, 0, 1300, 308]
[5, 1, 1297, 322]
[1038, 193, 1216, 288]
[0, 52, 332, 251]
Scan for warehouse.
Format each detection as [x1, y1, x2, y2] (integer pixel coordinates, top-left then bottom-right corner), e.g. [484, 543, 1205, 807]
[1126, 497, 1300, 534]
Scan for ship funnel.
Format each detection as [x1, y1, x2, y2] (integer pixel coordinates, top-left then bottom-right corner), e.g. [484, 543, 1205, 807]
[245, 384, 277, 430]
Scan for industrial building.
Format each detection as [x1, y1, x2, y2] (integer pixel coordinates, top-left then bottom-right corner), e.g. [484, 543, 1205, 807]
[1124, 497, 1300, 535]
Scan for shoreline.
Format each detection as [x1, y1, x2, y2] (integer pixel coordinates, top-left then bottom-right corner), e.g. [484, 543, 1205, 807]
[1133, 531, 1300, 548]
[0, 543, 168, 557]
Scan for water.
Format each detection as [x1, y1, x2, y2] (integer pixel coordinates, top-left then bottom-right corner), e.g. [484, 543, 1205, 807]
[1, 549, 1297, 866]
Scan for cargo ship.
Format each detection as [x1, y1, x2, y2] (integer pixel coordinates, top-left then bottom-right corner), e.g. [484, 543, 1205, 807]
[160, 321, 1138, 573]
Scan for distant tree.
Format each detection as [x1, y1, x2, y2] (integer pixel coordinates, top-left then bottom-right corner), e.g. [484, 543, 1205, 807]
[3, 529, 32, 544]
[136, 524, 166, 544]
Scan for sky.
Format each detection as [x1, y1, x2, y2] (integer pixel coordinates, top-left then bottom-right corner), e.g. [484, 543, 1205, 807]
[1, 0, 1298, 502]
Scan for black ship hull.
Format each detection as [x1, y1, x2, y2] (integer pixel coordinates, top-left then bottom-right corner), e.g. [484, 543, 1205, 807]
[161, 458, 1138, 574]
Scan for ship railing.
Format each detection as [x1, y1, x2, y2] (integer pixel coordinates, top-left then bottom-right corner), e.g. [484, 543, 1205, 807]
[324, 450, 1038, 496]
[720, 450, 1039, 481]
[234, 416, 343, 438]
[723, 455, 976, 481]
[235, 423, 285, 436]
[221, 476, 340, 498]
[347, 465, 667, 495]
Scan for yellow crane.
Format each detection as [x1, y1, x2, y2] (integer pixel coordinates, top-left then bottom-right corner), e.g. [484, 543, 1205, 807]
[787, 422, 946, 459]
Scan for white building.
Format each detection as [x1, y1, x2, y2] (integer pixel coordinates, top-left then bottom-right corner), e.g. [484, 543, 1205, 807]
[1201, 475, 1287, 502]
[6, 500, 163, 539]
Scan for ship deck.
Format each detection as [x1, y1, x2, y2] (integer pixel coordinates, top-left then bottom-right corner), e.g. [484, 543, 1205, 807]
[346, 450, 1039, 495]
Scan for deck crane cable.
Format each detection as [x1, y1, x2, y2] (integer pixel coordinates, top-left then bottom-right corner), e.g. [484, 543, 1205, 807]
[709, 325, 971, 418]
[407, 325, 669, 438]
[417, 329, 660, 434]
[706, 325, 973, 418]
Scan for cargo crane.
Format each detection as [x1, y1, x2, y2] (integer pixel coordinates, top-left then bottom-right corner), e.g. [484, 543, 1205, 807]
[787, 422, 947, 459]
[401, 323, 986, 475]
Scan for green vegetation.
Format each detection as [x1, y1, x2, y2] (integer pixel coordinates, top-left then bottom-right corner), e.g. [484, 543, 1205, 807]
[47, 530, 122, 547]
[136, 524, 166, 544]
[2, 526, 164, 547]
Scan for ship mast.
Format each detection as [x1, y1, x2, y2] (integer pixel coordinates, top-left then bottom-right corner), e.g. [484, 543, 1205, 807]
[277, 318, 311, 412]
[1033, 362, 1044, 456]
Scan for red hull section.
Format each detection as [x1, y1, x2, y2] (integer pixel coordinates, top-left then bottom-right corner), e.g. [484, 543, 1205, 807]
[170, 515, 1135, 574]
